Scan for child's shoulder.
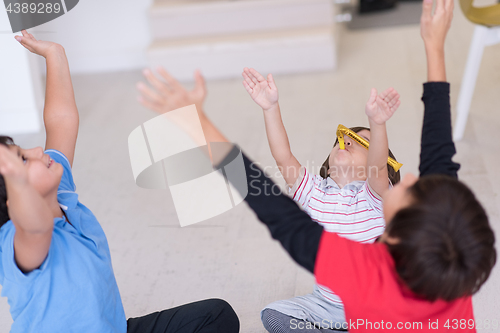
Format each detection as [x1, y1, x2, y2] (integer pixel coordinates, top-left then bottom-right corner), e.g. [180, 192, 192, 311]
[45, 149, 72, 175]
[45, 149, 76, 193]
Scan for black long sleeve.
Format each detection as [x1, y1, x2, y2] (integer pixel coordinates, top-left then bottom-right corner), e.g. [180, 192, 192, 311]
[216, 148, 322, 274]
[419, 82, 460, 178]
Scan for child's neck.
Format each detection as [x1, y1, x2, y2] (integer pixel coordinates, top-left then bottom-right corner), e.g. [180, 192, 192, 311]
[329, 174, 365, 189]
[45, 192, 64, 219]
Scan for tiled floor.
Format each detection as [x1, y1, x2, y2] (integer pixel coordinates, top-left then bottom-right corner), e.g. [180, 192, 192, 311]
[1, 5, 499, 332]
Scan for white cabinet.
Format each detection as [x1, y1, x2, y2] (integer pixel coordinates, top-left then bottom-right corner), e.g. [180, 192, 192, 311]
[0, 9, 42, 135]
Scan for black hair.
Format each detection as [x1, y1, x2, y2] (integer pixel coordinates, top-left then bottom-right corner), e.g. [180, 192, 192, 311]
[0, 135, 15, 228]
[386, 175, 496, 301]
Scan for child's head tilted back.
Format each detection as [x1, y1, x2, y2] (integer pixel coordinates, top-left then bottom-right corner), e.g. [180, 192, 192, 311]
[0, 137, 63, 230]
[320, 126, 401, 186]
[0, 135, 14, 228]
[383, 174, 496, 301]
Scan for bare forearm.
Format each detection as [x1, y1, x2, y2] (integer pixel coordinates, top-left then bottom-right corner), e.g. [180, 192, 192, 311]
[263, 104, 294, 163]
[8, 182, 52, 272]
[196, 108, 233, 166]
[367, 120, 389, 194]
[425, 46, 446, 82]
[43, 46, 79, 126]
[197, 109, 229, 144]
[6, 183, 53, 234]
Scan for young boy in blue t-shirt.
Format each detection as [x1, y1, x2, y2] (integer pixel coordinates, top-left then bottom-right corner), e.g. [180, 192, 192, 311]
[0, 31, 239, 333]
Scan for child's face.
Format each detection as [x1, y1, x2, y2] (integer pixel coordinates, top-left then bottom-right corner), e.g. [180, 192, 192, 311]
[10, 145, 63, 197]
[328, 129, 370, 179]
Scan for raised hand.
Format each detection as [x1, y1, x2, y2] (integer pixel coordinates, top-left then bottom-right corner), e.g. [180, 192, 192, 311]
[0, 145, 28, 187]
[137, 68, 207, 114]
[14, 30, 62, 58]
[420, 0, 454, 49]
[365, 88, 401, 125]
[242, 68, 279, 111]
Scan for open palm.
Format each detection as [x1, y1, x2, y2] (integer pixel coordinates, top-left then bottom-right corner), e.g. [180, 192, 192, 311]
[137, 68, 206, 115]
[15, 30, 60, 58]
[365, 87, 401, 125]
[242, 68, 278, 110]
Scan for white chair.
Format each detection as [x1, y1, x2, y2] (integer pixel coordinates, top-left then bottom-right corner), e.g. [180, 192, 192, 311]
[453, 0, 500, 141]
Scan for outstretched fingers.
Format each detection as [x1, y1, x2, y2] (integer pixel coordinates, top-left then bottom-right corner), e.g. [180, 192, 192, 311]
[378, 87, 393, 100]
[377, 95, 400, 113]
[138, 95, 162, 114]
[435, 0, 453, 14]
[242, 71, 256, 88]
[136, 81, 164, 105]
[421, 0, 433, 21]
[249, 68, 266, 82]
[392, 100, 401, 111]
[157, 67, 182, 91]
[245, 68, 260, 86]
[380, 88, 400, 108]
[435, 0, 445, 14]
[15, 31, 35, 51]
[367, 88, 378, 105]
[242, 80, 253, 94]
[267, 74, 277, 91]
[142, 69, 170, 96]
[445, 0, 454, 11]
[376, 97, 391, 116]
[194, 70, 205, 89]
[193, 70, 207, 99]
[21, 30, 36, 41]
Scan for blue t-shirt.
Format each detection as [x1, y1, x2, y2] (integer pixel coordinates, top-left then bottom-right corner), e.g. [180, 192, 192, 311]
[0, 150, 127, 332]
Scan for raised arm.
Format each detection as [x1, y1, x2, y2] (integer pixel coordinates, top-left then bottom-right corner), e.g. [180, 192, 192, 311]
[138, 68, 231, 162]
[419, 0, 460, 178]
[137, 69, 322, 271]
[15, 31, 79, 167]
[0, 146, 53, 273]
[365, 88, 401, 196]
[242, 68, 301, 187]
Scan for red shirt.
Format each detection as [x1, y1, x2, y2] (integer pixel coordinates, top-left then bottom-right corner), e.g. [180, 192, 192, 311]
[315, 231, 476, 332]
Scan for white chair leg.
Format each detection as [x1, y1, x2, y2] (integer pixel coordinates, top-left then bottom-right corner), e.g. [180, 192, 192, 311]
[453, 25, 489, 141]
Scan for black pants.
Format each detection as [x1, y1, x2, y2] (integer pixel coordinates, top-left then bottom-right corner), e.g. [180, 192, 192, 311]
[127, 298, 239, 333]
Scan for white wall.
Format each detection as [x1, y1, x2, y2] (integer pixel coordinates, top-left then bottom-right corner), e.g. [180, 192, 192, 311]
[0, 9, 42, 135]
[1, 0, 153, 135]
[39, 0, 154, 74]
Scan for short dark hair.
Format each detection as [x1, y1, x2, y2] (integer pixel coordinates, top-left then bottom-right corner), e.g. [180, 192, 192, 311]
[386, 175, 496, 301]
[0, 135, 15, 228]
[319, 126, 401, 185]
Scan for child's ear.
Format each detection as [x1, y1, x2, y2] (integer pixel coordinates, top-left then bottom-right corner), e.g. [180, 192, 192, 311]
[5, 200, 8, 208]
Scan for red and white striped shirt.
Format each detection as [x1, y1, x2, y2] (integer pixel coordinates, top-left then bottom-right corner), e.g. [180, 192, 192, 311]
[289, 166, 386, 306]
